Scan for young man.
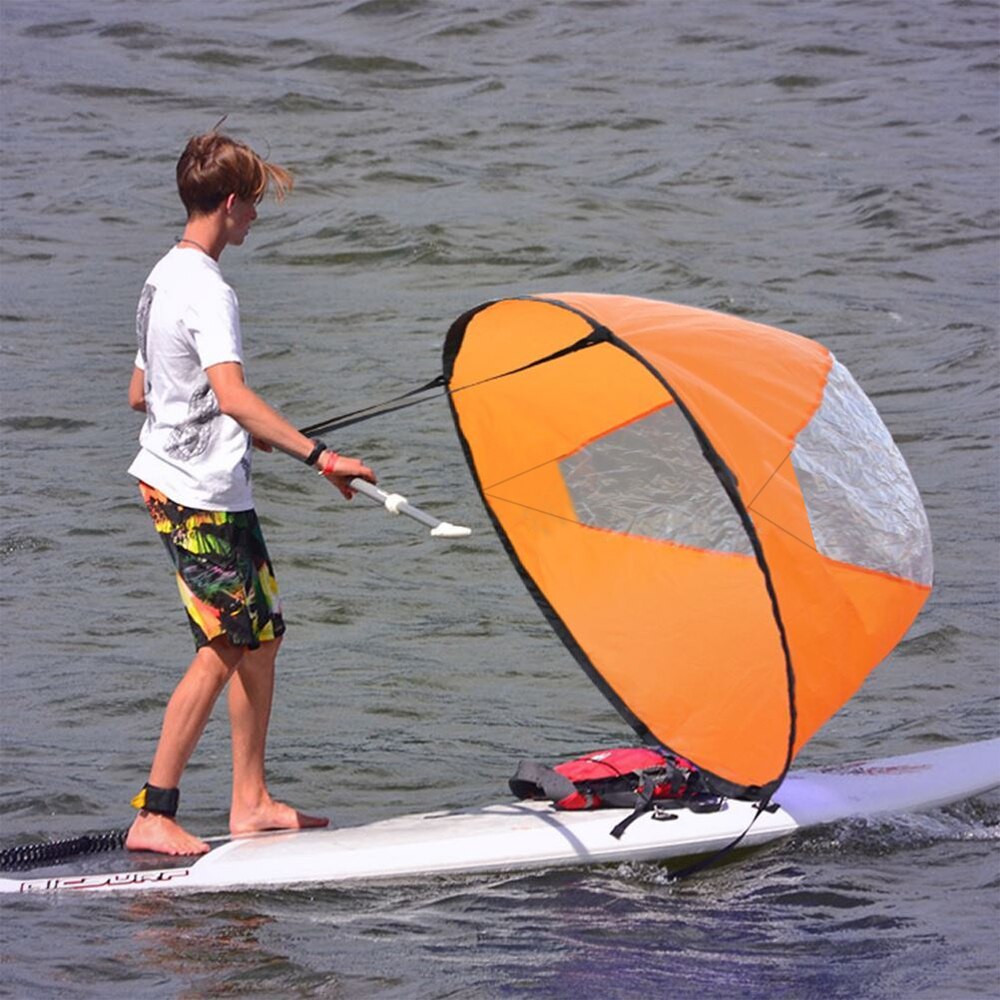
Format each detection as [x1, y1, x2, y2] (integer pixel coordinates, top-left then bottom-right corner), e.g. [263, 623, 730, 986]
[126, 131, 375, 856]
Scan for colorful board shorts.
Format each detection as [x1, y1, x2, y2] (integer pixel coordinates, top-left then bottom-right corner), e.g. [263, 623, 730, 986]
[139, 483, 286, 651]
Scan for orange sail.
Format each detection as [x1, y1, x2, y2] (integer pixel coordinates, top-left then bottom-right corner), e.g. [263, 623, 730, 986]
[443, 294, 932, 797]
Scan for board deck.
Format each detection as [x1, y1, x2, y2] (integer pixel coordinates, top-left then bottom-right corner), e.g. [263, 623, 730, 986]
[3, 738, 997, 895]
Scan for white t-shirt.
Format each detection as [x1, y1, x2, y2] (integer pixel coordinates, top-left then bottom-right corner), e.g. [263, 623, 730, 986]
[128, 247, 254, 511]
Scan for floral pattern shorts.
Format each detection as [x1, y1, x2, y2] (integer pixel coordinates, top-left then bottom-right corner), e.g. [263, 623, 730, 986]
[139, 483, 285, 650]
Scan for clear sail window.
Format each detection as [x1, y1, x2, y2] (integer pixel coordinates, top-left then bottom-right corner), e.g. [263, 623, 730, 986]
[560, 404, 753, 555]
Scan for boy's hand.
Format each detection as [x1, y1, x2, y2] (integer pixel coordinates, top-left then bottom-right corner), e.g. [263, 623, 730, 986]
[318, 451, 376, 500]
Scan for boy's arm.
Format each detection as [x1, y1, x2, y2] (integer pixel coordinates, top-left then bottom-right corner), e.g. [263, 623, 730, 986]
[205, 361, 375, 494]
[129, 366, 146, 412]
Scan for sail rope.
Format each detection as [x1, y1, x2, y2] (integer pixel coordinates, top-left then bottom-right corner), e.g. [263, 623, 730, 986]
[666, 798, 779, 881]
[1, 332, 609, 874]
[298, 328, 608, 437]
[299, 374, 448, 438]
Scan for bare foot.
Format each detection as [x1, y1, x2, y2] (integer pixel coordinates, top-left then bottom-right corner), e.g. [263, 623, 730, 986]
[229, 797, 328, 836]
[126, 812, 210, 856]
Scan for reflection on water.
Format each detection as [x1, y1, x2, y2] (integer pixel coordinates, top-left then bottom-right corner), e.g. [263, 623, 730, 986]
[0, 0, 997, 996]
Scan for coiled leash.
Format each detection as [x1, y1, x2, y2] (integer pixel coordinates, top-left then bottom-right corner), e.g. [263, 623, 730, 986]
[0, 829, 128, 871]
[0, 783, 180, 872]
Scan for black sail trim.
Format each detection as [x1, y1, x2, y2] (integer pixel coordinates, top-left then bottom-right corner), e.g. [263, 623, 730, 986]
[443, 296, 798, 802]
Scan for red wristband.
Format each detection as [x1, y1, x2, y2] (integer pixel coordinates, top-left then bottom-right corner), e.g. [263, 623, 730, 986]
[317, 451, 341, 476]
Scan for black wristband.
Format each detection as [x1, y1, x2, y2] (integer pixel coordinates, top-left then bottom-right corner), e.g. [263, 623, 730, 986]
[304, 440, 327, 466]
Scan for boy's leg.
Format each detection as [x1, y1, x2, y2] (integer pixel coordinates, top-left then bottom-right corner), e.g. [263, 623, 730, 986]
[126, 636, 244, 855]
[227, 636, 328, 834]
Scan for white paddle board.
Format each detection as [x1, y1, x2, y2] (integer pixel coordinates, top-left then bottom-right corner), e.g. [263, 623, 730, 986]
[3, 739, 997, 895]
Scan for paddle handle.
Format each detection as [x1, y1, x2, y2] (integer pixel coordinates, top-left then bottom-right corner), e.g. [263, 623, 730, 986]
[349, 478, 472, 538]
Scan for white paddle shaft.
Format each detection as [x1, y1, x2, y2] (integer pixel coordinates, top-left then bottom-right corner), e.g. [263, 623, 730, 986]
[349, 478, 472, 538]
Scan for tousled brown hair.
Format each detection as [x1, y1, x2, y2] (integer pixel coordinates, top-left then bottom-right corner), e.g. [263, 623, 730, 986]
[176, 132, 293, 216]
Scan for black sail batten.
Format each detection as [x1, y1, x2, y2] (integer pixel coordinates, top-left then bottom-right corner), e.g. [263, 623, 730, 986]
[303, 297, 608, 440]
[604, 331, 798, 802]
[443, 297, 798, 802]
[443, 296, 611, 387]
[443, 305, 657, 771]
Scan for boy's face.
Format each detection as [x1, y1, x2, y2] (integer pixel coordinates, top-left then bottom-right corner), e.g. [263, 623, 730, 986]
[225, 195, 258, 247]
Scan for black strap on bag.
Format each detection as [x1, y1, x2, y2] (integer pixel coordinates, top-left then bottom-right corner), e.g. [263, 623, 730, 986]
[509, 747, 714, 839]
[509, 761, 580, 806]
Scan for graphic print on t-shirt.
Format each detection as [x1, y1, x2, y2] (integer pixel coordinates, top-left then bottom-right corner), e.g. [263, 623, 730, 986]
[136, 283, 154, 362]
[129, 248, 253, 510]
[136, 279, 221, 461]
[165, 380, 221, 460]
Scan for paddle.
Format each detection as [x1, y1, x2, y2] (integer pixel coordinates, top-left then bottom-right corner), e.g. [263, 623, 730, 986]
[349, 477, 471, 538]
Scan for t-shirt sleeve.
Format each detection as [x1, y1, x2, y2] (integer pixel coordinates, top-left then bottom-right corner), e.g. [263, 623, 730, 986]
[191, 285, 243, 370]
[134, 349, 145, 371]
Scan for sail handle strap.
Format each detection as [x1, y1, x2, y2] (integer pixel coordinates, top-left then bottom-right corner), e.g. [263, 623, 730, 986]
[299, 375, 447, 438]
[667, 795, 776, 881]
[298, 328, 608, 438]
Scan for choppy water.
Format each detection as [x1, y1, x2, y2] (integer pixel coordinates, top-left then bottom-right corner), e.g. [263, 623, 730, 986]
[1, 1, 998, 997]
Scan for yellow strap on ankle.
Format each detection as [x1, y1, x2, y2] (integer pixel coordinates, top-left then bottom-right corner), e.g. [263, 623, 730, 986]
[130, 782, 180, 816]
